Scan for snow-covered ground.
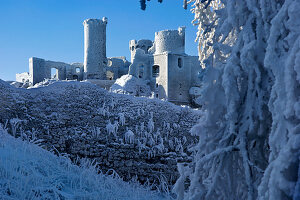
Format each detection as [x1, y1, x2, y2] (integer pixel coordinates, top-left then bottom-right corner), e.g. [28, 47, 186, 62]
[0, 78, 201, 195]
[0, 124, 171, 200]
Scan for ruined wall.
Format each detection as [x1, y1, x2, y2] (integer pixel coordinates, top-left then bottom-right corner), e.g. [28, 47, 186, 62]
[167, 54, 191, 104]
[0, 80, 201, 186]
[129, 40, 153, 63]
[128, 49, 152, 80]
[66, 63, 84, 81]
[106, 57, 131, 80]
[29, 57, 47, 85]
[152, 53, 168, 99]
[83, 18, 107, 79]
[16, 72, 31, 83]
[28, 57, 84, 84]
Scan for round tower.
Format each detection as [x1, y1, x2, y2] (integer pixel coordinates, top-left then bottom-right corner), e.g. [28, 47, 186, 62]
[83, 17, 108, 79]
[154, 27, 185, 54]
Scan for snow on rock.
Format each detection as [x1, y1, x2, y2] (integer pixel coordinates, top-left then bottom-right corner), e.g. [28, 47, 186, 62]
[110, 75, 151, 97]
[28, 78, 63, 88]
[10, 81, 30, 88]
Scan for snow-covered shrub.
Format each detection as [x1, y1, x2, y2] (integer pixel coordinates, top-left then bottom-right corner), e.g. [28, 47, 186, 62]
[118, 112, 126, 126]
[110, 75, 151, 97]
[91, 127, 101, 138]
[125, 129, 135, 144]
[9, 118, 22, 137]
[106, 120, 116, 137]
[148, 112, 155, 133]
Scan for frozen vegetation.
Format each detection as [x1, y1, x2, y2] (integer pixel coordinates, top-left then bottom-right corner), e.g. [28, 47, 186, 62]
[0, 124, 171, 199]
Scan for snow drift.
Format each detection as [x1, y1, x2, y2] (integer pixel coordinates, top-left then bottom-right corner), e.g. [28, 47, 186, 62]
[110, 75, 151, 97]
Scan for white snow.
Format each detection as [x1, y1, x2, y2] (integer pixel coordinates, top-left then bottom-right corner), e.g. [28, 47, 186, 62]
[110, 75, 151, 97]
[0, 125, 169, 200]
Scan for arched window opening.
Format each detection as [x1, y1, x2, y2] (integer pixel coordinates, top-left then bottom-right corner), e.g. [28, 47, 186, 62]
[178, 57, 183, 68]
[76, 68, 80, 73]
[73, 75, 79, 80]
[152, 65, 159, 77]
[51, 68, 58, 79]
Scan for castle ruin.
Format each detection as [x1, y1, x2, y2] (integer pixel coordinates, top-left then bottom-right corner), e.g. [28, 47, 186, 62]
[129, 27, 202, 104]
[16, 17, 202, 104]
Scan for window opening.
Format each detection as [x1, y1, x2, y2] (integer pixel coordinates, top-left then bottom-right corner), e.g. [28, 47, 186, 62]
[51, 68, 58, 79]
[178, 58, 183, 68]
[152, 65, 159, 77]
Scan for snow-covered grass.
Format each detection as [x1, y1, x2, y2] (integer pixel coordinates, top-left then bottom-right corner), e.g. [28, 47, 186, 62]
[0, 124, 171, 200]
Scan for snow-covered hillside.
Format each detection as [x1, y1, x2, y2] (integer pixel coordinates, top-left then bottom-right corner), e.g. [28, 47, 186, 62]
[0, 79, 201, 188]
[0, 124, 171, 199]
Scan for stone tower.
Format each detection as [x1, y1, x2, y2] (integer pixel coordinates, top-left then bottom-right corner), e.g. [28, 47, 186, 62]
[83, 17, 108, 79]
[154, 27, 185, 54]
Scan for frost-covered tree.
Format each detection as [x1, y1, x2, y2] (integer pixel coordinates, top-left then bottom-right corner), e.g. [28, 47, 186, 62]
[137, 0, 299, 198]
[172, 0, 300, 199]
[188, 0, 223, 68]
[258, 1, 300, 199]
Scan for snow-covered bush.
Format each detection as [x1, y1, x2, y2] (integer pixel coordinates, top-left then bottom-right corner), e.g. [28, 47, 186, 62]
[106, 120, 116, 137]
[125, 129, 135, 144]
[118, 112, 126, 126]
[110, 75, 151, 97]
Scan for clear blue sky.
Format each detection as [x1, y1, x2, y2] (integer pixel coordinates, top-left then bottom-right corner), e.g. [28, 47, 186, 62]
[0, 0, 198, 81]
